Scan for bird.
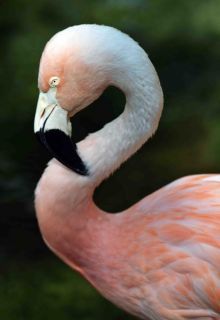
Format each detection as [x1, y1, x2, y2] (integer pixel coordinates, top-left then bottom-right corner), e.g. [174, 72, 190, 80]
[34, 24, 220, 320]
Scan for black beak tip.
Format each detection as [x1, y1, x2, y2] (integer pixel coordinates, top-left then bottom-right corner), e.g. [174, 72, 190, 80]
[35, 129, 89, 176]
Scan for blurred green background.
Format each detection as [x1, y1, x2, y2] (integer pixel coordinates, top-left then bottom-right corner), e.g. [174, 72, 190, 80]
[1, 0, 220, 319]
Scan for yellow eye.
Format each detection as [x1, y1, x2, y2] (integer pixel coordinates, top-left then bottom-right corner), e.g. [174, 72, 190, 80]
[49, 76, 60, 88]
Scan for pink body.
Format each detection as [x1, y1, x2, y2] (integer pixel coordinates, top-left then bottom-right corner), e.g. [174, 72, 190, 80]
[36, 162, 220, 320]
[34, 25, 220, 319]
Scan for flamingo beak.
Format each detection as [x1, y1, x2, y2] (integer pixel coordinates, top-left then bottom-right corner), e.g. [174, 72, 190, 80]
[34, 90, 88, 176]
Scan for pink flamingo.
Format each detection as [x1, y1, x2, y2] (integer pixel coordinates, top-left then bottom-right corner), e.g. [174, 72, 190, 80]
[34, 25, 220, 319]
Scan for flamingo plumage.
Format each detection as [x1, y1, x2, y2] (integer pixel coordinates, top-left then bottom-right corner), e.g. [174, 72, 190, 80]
[34, 25, 220, 319]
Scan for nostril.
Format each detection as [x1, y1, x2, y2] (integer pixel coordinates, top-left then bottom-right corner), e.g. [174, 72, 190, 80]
[41, 109, 46, 118]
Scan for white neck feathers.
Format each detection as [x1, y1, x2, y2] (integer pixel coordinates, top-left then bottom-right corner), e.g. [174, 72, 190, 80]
[77, 41, 163, 185]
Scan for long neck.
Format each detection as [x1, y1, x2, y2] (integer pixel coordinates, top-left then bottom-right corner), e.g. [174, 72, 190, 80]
[77, 54, 163, 186]
[35, 45, 163, 279]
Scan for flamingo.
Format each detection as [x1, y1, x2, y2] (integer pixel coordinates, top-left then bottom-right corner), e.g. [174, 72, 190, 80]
[34, 24, 220, 320]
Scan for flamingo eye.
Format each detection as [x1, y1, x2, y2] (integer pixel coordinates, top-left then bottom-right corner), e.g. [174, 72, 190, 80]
[49, 76, 60, 88]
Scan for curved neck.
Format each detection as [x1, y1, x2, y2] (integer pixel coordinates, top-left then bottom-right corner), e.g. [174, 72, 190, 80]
[77, 55, 163, 186]
[35, 47, 163, 288]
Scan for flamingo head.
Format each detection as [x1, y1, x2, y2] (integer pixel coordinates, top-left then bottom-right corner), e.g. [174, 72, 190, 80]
[34, 25, 119, 175]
